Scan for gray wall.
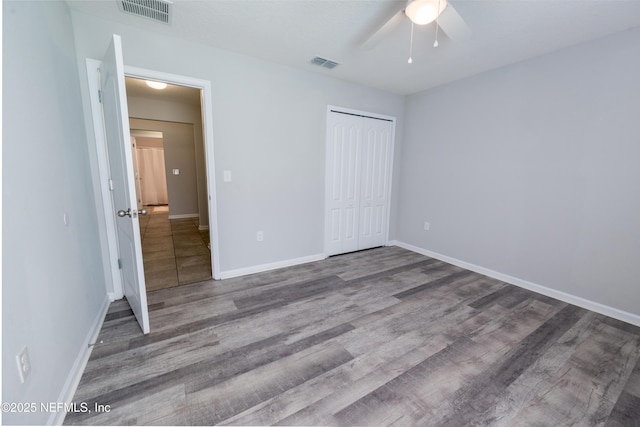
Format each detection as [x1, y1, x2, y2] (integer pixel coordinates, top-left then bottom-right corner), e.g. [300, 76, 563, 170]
[70, 10, 405, 273]
[396, 27, 640, 317]
[128, 95, 208, 226]
[2, 2, 108, 424]
[130, 118, 199, 217]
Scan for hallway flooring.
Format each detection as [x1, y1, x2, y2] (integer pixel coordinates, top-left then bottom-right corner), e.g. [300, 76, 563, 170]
[139, 206, 211, 291]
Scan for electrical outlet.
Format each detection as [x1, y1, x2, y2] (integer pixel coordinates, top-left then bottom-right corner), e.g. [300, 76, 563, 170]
[16, 346, 31, 383]
[424, 221, 430, 231]
[257, 231, 264, 242]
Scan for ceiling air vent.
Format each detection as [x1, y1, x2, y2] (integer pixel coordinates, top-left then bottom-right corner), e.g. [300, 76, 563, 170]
[118, 0, 173, 25]
[311, 56, 340, 69]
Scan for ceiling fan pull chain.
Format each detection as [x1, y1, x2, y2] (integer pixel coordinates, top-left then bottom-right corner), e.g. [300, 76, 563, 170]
[408, 22, 415, 63]
[434, 0, 441, 47]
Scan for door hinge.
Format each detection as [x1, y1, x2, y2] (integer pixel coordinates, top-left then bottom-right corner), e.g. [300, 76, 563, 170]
[118, 258, 122, 269]
[108, 179, 114, 191]
[98, 89, 103, 103]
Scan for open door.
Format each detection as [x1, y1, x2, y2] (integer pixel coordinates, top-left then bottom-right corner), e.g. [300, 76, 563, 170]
[101, 34, 150, 334]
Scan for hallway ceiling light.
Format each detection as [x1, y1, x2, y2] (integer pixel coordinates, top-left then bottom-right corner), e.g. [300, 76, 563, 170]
[145, 80, 167, 90]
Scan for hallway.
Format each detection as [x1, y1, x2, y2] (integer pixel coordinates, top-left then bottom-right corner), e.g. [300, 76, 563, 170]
[138, 206, 211, 291]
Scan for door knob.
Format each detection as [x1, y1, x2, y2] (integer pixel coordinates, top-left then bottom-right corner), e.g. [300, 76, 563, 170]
[118, 208, 147, 217]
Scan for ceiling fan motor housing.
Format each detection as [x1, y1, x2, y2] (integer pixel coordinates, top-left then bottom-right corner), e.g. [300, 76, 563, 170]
[405, 0, 448, 25]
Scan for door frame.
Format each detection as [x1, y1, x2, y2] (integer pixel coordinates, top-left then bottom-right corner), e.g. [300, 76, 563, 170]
[86, 59, 221, 299]
[324, 105, 396, 256]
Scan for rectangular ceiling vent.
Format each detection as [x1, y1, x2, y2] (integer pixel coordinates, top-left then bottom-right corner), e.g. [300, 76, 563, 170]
[311, 56, 339, 70]
[118, 0, 173, 25]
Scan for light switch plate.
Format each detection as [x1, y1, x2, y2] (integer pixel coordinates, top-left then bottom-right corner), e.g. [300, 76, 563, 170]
[172, 169, 180, 175]
[223, 170, 232, 182]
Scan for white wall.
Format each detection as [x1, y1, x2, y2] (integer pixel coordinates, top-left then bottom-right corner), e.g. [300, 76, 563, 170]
[2, 2, 109, 424]
[69, 10, 405, 273]
[396, 27, 640, 319]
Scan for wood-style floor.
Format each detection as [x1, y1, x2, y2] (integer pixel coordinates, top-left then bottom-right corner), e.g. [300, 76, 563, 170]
[65, 247, 640, 426]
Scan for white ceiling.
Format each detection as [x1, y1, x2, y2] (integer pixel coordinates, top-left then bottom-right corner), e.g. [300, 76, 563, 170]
[68, 0, 640, 95]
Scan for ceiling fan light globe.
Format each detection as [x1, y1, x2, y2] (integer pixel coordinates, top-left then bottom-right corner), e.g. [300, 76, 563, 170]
[405, 0, 447, 25]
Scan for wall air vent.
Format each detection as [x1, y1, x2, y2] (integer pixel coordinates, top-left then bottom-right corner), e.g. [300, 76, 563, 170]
[311, 56, 340, 69]
[118, 0, 173, 25]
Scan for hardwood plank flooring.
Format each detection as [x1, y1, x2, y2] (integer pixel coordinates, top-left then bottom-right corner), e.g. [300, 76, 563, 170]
[65, 247, 640, 426]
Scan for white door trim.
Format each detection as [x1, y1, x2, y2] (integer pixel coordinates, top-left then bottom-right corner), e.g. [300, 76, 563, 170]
[86, 60, 221, 300]
[324, 105, 396, 256]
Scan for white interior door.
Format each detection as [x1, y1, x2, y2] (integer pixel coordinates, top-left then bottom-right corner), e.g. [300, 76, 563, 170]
[358, 118, 393, 250]
[325, 112, 363, 256]
[101, 34, 150, 334]
[325, 109, 394, 257]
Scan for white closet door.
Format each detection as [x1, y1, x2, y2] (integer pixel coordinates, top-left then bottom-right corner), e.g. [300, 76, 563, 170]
[325, 109, 395, 256]
[358, 118, 393, 250]
[325, 112, 363, 256]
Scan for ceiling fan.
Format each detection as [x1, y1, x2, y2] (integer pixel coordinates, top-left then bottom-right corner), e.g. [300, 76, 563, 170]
[361, 0, 471, 56]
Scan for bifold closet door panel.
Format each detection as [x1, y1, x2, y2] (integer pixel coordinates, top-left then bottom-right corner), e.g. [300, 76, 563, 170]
[325, 112, 364, 256]
[358, 118, 393, 250]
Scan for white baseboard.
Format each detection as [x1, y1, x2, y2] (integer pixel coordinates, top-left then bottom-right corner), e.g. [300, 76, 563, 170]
[52, 297, 111, 425]
[198, 225, 209, 231]
[168, 213, 199, 220]
[106, 291, 119, 301]
[220, 253, 326, 280]
[389, 240, 640, 327]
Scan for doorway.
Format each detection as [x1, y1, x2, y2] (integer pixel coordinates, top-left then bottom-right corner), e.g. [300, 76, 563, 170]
[86, 39, 221, 333]
[131, 130, 168, 207]
[126, 78, 213, 291]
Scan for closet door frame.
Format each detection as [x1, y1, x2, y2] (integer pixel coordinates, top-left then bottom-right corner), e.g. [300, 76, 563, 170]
[324, 105, 396, 257]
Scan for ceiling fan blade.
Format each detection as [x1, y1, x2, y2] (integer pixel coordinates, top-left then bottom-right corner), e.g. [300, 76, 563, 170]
[437, 2, 471, 41]
[360, 5, 407, 50]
